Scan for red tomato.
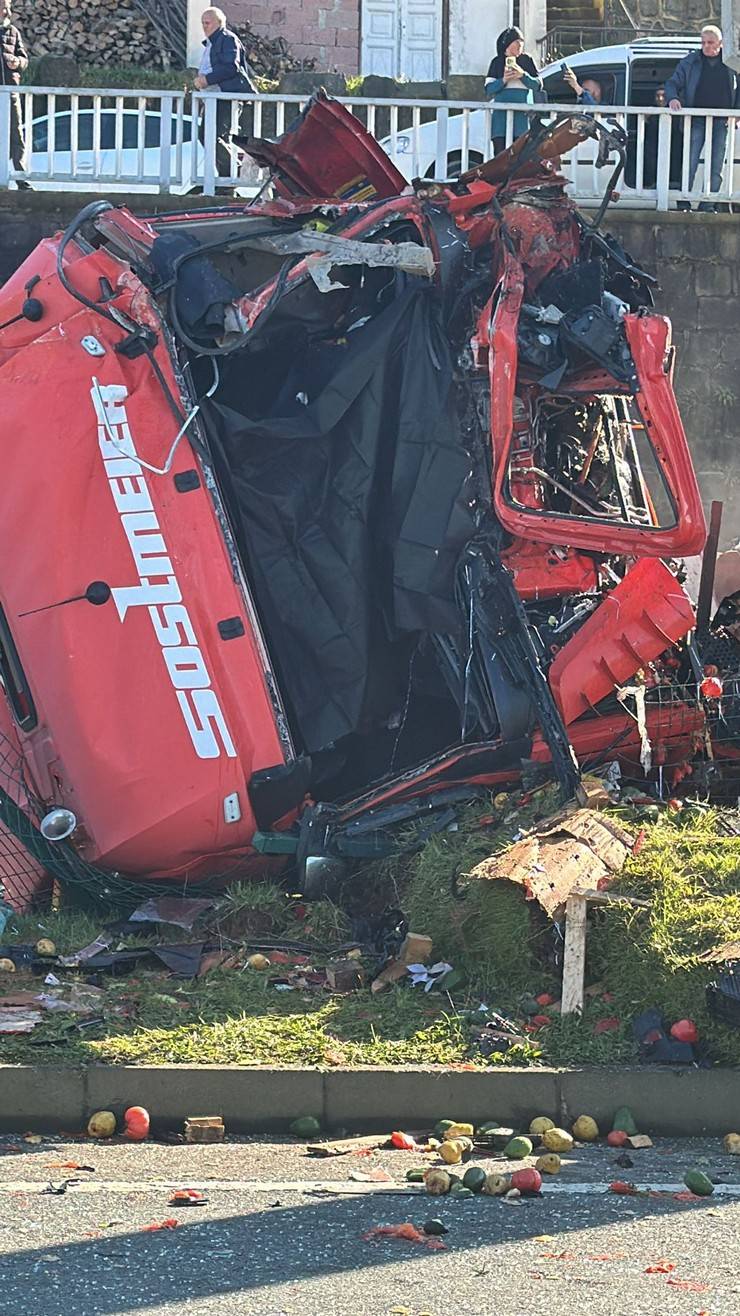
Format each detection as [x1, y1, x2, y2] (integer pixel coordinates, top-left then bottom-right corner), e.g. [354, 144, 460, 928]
[607, 1130, 629, 1147]
[700, 676, 723, 699]
[510, 1168, 542, 1194]
[123, 1106, 150, 1141]
[670, 1019, 698, 1044]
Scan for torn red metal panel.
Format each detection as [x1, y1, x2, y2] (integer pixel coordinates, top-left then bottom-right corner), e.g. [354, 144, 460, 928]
[501, 541, 599, 601]
[548, 558, 696, 725]
[458, 116, 596, 186]
[237, 90, 408, 200]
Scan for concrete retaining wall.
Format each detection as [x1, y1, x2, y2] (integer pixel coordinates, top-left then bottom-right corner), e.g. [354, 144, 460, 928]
[1, 1063, 738, 1134]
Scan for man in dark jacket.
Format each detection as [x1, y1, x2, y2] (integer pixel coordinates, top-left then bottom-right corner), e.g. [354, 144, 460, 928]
[194, 6, 255, 191]
[665, 25, 740, 211]
[0, 0, 30, 189]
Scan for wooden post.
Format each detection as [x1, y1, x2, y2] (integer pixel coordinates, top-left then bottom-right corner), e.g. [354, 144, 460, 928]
[561, 894, 587, 1015]
[696, 500, 723, 633]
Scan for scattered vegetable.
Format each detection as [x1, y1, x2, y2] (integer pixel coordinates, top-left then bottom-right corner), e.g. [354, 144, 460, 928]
[542, 1127, 574, 1153]
[529, 1116, 555, 1136]
[483, 1172, 512, 1196]
[504, 1135, 533, 1160]
[536, 1153, 561, 1175]
[423, 1218, 448, 1236]
[611, 1106, 638, 1136]
[572, 1115, 599, 1142]
[289, 1116, 321, 1138]
[87, 1111, 116, 1139]
[683, 1170, 714, 1197]
[462, 1166, 487, 1194]
[424, 1168, 452, 1196]
[123, 1106, 150, 1141]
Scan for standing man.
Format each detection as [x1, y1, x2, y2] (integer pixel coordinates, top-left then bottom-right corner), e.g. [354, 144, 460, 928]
[0, 0, 30, 189]
[665, 24, 740, 211]
[193, 7, 255, 192]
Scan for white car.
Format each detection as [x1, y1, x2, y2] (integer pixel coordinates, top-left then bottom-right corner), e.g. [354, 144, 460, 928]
[26, 106, 203, 194]
[379, 36, 739, 203]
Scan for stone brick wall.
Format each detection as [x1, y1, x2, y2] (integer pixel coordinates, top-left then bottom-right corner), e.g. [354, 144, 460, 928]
[607, 211, 739, 545]
[225, 0, 360, 74]
[610, 0, 720, 31]
[0, 195, 736, 542]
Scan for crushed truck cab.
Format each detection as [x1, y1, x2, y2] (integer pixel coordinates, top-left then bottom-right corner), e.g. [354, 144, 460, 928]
[0, 95, 736, 907]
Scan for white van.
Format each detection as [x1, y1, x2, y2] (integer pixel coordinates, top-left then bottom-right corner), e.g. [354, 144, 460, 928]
[379, 36, 738, 205]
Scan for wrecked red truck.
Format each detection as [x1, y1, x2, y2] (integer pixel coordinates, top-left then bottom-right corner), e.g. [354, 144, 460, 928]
[0, 95, 737, 908]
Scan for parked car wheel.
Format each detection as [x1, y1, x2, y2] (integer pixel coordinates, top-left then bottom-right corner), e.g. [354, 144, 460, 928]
[425, 150, 485, 180]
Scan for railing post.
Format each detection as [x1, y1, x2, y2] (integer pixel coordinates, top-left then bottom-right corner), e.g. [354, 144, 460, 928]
[656, 111, 671, 212]
[203, 94, 217, 196]
[159, 94, 174, 193]
[0, 91, 10, 189]
[435, 105, 448, 178]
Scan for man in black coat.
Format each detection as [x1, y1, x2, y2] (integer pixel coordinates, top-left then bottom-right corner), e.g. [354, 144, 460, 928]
[665, 24, 740, 211]
[194, 6, 255, 192]
[0, 0, 30, 188]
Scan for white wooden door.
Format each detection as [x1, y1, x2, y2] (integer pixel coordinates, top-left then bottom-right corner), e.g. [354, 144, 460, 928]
[361, 0, 443, 79]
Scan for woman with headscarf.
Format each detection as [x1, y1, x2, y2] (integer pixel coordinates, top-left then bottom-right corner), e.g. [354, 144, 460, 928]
[485, 26, 542, 156]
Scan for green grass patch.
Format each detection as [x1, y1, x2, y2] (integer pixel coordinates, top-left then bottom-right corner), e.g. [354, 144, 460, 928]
[1, 807, 738, 1069]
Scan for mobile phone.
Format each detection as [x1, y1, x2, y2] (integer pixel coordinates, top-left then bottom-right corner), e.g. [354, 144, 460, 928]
[506, 56, 517, 67]
[561, 62, 572, 75]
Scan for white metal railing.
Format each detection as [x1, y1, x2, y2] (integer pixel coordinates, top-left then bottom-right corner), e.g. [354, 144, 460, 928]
[0, 85, 739, 211]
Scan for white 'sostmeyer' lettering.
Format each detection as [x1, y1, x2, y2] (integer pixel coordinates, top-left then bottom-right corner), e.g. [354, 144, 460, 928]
[92, 382, 237, 760]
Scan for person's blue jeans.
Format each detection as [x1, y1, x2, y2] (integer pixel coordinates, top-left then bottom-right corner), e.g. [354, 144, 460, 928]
[688, 115, 728, 194]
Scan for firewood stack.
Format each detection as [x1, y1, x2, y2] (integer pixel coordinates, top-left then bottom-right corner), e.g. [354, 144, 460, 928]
[12, 0, 171, 69]
[234, 24, 316, 80]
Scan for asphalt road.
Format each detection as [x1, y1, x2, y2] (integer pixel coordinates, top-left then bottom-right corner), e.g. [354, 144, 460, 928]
[0, 1134, 738, 1315]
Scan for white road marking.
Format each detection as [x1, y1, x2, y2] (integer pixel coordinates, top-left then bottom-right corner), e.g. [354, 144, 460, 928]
[0, 1179, 738, 1196]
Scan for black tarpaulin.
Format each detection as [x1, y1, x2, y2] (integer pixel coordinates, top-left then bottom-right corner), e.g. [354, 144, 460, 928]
[208, 284, 476, 754]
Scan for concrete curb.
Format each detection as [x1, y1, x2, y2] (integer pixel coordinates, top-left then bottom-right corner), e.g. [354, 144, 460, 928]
[2, 1064, 739, 1136]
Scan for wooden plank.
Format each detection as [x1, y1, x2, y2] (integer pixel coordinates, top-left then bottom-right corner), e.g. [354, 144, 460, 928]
[306, 1134, 391, 1158]
[561, 894, 588, 1016]
[696, 499, 723, 631]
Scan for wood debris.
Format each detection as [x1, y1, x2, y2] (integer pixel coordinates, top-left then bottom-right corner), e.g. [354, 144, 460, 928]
[469, 808, 635, 919]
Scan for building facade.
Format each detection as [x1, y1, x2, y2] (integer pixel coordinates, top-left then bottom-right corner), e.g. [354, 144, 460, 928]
[187, 1, 546, 78]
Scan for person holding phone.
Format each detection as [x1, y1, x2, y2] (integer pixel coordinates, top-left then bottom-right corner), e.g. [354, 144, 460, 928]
[562, 66, 604, 106]
[485, 26, 543, 156]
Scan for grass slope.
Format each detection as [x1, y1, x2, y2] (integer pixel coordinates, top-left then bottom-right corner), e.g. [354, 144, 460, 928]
[1, 807, 738, 1069]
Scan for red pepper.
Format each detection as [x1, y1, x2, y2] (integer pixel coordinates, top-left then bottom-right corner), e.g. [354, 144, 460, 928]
[609, 1181, 637, 1195]
[390, 1131, 417, 1151]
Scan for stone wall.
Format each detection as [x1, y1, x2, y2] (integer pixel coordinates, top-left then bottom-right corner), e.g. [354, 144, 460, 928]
[225, 0, 360, 74]
[605, 212, 739, 544]
[610, 0, 720, 30]
[0, 195, 736, 542]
